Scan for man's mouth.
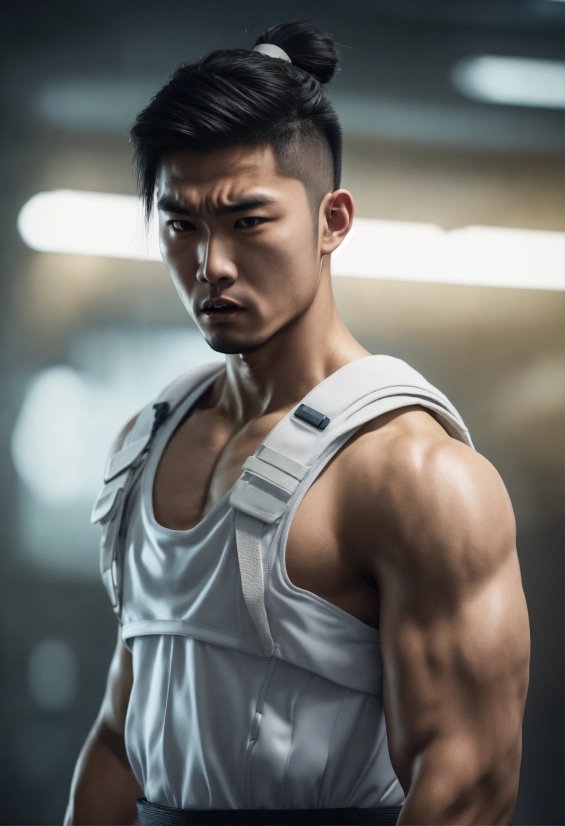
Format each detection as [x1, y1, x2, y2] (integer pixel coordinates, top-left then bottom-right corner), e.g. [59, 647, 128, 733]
[201, 300, 246, 321]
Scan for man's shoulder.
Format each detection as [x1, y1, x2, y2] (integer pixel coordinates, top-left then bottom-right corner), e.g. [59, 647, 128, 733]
[341, 403, 465, 487]
[337, 406, 515, 580]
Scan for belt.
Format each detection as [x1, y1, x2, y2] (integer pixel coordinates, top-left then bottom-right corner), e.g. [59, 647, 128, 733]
[137, 798, 402, 825]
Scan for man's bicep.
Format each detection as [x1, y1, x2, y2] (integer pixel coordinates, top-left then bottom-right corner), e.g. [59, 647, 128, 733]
[381, 558, 529, 788]
[375, 445, 530, 798]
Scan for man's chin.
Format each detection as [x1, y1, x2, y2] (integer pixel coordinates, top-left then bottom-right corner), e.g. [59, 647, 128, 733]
[204, 332, 266, 355]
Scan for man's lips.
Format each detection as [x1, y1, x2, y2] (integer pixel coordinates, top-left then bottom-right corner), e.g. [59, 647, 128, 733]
[200, 300, 247, 322]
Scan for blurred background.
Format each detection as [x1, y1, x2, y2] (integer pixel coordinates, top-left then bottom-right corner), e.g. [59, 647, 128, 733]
[0, 1, 563, 823]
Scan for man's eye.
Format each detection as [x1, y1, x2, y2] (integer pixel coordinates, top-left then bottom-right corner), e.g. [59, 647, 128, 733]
[170, 220, 196, 232]
[235, 216, 264, 229]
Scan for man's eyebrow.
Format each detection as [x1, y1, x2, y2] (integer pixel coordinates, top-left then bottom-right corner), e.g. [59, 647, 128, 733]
[215, 196, 275, 216]
[156, 195, 276, 218]
[156, 197, 198, 217]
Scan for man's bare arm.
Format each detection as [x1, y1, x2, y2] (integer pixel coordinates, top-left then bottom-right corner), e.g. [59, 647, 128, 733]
[64, 630, 142, 825]
[65, 414, 142, 825]
[366, 427, 530, 824]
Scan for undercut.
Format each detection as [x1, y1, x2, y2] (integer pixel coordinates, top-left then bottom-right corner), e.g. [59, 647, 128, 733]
[274, 130, 335, 217]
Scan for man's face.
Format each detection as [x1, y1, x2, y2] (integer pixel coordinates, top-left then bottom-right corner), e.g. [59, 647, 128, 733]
[156, 145, 324, 354]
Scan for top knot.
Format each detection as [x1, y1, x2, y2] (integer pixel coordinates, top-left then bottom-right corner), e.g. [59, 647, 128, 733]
[253, 21, 339, 85]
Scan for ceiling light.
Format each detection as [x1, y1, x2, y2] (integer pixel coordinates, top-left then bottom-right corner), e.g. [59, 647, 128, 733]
[332, 220, 564, 291]
[17, 190, 564, 290]
[17, 189, 159, 259]
[451, 56, 565, 109]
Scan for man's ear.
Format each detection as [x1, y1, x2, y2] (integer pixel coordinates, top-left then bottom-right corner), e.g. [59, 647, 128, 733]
[319, 189, 354, 256]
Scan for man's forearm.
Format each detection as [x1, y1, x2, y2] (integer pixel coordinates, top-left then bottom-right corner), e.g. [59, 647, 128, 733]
[396, 745, 518, 826]
[65, 719, 142, 826]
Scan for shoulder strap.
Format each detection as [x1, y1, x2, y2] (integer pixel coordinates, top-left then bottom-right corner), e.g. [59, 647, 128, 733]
[92, 361, 224, 615]
[229, 355, 473, 655]
[266, 354, 472, 463]
[119, 361, 224, 464]
[94, 361, 223, 514]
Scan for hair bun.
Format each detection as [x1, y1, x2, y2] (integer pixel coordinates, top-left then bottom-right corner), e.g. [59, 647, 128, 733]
[253, 21, 338, 85]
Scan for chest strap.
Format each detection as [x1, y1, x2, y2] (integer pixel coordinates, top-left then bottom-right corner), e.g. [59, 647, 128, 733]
[229, 355, 473, 656]
[91, 362, 224, 615]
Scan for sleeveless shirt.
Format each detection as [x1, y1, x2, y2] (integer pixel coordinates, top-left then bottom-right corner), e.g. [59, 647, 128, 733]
[92, 355, 473, 811]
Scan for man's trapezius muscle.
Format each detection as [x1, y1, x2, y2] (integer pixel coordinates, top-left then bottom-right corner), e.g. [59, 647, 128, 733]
[66, 21, 529, 826]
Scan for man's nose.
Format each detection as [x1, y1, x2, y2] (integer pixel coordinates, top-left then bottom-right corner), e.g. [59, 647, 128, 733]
[196, 232, 237, 285]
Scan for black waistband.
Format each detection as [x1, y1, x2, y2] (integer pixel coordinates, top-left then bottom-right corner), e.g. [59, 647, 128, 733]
[137, 798, 402, 825]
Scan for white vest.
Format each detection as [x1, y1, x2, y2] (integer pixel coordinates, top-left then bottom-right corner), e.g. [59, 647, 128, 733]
[92, 355, 473, 810]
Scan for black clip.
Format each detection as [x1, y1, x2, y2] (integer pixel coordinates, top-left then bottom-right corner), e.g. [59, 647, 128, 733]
[150, 402, 170, 439]
[294, 404, 330, 431]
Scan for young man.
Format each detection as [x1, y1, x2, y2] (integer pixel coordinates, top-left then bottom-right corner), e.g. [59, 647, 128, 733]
[65, 22, 530, 826]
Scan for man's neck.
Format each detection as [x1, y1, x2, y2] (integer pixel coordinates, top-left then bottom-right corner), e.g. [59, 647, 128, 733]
[212, 280, 369, 424]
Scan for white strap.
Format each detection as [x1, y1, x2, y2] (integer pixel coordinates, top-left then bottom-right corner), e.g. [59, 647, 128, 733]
[230, 454, 305, 643]
[91, 473, 127, 524]
[125, 362, 224, 448]
[241, 456, 301, 495]
[265, 356, 472, 463]
[256, 445, 309, 480]
[229, 478, 289, 524]
[94, 361, 225, 615]
[230, 355, 473, 653]
[104, 436, 150, 483]
[235, 511, 274, 655]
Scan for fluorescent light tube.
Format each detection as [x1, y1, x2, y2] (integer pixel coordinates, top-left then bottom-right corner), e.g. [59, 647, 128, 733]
[452, 55, 565, 109]
[17, 189, 158, 260]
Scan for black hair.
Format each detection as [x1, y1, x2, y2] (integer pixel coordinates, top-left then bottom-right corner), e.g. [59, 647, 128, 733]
[130, 21, 342, 220]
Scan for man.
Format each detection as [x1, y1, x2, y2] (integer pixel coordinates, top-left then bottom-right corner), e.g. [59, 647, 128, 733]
[65, 22, 529, 826]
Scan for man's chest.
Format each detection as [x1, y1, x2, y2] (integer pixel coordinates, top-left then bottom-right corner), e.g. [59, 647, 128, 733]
[151, 408, 381, 628]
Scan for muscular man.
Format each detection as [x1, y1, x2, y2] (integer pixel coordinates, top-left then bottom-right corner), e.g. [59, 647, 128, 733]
[65, 22, 529, 826]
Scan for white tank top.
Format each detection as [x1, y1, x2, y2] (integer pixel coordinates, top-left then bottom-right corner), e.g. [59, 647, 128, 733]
[92, 355, 473, 811]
